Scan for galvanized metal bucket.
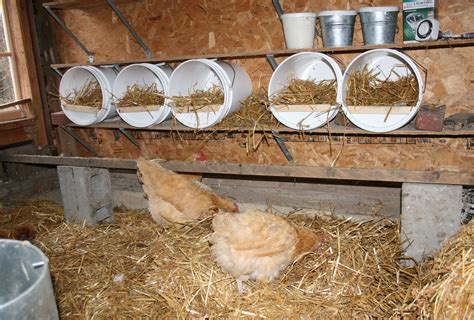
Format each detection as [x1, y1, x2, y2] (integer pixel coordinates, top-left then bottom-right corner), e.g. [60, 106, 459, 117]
[318, 10, 357, 48]
[359, 6, 400, 45]
[0, 240, 59, 320]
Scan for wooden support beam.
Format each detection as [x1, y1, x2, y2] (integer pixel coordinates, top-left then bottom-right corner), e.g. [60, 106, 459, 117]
[0, 127, 34, 146]
[0, 154, 472, 185]
[0, 118, 36, 131]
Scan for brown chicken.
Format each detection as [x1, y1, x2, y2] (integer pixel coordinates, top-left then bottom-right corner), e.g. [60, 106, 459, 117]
[210, 210, 322, 290]
[0, 224, 36, 241]
[136, 159, 239, 225]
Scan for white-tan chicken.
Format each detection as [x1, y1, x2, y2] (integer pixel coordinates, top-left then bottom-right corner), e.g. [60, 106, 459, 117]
[210, 209, 322, 290]
[136, 159, 239, 225]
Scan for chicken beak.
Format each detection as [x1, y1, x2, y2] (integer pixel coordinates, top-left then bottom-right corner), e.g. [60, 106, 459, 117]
[233, 202, 240, 212]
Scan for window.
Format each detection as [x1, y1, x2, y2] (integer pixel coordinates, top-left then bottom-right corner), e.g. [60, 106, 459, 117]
[0, 0, 22, 122]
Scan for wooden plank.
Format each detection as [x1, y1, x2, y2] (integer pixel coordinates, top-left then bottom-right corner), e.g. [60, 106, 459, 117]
[202, 177, 400, 197]
[347, 106, 414, 114]
[50, 39, 474, 69]
[206, 182, 400, 218]
[0, 118, 36, 131]
[0, 127, 33, 146]
[273, 104, 334, 113]
[48, 111, 474, 137]
[51, 112, 73, 126]
[173, 104, 221, 113]
[0, 154, 472, 185]
[26, 0, 55, 145]
[0, 108, 25, 122]
[117, 105, 162, 113]
[62, 103, 100, 114]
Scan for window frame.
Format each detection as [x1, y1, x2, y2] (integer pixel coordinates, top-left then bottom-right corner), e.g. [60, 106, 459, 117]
[0, 0, 25, 122]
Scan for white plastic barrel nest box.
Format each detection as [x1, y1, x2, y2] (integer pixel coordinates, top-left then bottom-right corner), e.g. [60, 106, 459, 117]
[168, 59, 252, 129]
[280, 13, 317, 49]
[341, 49, 424, 133]
[113, 63, 172, 128]
[268, 52, 343, 130]
[59, 65, 118, 126]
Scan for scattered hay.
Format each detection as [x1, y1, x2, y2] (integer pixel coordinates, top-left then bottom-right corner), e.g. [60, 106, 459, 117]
[400, 221, 473, 319]
[345, 65, 419, 106]
[1, 200, 430, 318]
[215, 89, 278, 153]
[171, 85, 224, 113]
[271, 79, 337, 105]
[62, 80, 102, 109]
[216, 88, 276, 130]
[116, 83, 164, 108]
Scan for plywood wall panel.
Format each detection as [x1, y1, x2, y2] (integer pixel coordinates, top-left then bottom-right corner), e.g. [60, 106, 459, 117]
[48, 0, 474, 170]
[65, 128, 473, 172]
[50, 0, 474, 115]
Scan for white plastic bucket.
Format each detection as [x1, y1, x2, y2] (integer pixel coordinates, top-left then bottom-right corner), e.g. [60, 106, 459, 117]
[280, 13, 317, 49]
[341, 49, 424, 133]
[113, 63, 172, 128]
[168, 59, 252, 129]
[268, 52, 343, 130]
[59, 65, 118, 126]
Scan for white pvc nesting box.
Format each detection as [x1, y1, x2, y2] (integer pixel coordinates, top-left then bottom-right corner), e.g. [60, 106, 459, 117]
[59, 65, 118, 126]
[168, 59, 252, 129]
[113, 63, 172, 128]
[268, 52, 344, 130]
[341, 49, 424, 133]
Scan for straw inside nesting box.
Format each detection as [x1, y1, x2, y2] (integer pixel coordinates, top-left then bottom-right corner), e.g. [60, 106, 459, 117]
[271, 78, 337, 106]
[345, 65, 419, 106]
[116, 83, 165, 108]
[171, 85, 224, 113]
[62, 80, 103, 109]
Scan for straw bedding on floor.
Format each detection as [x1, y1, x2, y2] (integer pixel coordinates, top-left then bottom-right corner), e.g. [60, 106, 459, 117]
[1, 200, 471, 319]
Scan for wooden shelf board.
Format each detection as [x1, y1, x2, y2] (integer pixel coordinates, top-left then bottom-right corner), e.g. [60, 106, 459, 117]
[50, 39, 474, 69]
[0, 154, 472, 185]
[43, 0, 142, 10]
[0, 117, 36, 131]
[50, 112, 474, 137]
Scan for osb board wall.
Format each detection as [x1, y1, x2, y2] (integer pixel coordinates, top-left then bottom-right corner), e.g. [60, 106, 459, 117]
[49, 0, 474, 172]
[50, 0, 474, 114]
[61, 128, 474, 172]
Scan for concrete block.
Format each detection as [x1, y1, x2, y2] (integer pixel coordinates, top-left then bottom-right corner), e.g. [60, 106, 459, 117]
[401, 183, 462, 263]
[58, 166, 114, 227]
